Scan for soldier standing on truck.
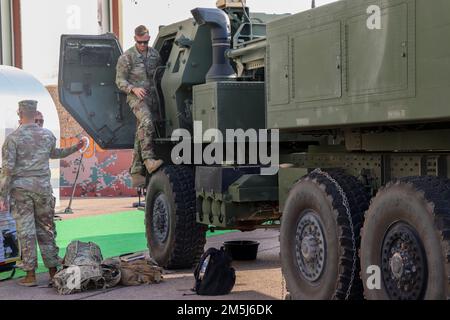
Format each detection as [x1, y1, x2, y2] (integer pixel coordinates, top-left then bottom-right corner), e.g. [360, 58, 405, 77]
[0, 100, 86, 287]
[116, 25, 164, 187]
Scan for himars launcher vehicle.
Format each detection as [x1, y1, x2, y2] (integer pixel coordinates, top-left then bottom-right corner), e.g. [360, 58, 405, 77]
[58, 0, 450, 299]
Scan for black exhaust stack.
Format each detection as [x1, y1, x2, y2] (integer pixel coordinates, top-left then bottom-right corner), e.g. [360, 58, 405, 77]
[191, 8, 236, 82]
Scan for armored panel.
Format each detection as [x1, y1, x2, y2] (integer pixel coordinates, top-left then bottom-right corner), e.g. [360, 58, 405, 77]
[292, 22, 342, 102]
[193, 81, 265, 137]
[154, 19, 212, 136]
[195, 166, 260, 194]
[59, 34, 136, 149]
[267, 36, 289, 106]
[347, 3, 408, 96]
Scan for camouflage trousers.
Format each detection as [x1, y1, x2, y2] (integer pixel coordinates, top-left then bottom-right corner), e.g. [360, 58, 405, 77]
[128, 95, 157, 175]
[9, 188, 60, 271]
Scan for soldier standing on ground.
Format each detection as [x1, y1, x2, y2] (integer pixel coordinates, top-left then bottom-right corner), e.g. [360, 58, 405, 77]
[116, 25, 164, 187]
[0, 100, 85, 287]
[34, 110, 44, 127]
[35, 110, 86, 159]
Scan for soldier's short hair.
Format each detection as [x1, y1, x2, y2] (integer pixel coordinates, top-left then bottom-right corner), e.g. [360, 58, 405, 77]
[135, 25, 149, 37]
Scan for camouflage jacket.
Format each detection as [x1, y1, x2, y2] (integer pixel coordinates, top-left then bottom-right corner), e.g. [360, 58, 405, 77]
[0, 124, 79, 199]
[115, 45, 162, 102]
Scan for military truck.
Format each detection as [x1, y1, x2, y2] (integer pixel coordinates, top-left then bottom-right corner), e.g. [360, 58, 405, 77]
[58, 0, 450, 299]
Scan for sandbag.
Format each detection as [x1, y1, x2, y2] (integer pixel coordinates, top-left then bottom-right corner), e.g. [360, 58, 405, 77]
[53, 265, 104, 295]
[53, 241, 120, 295]
[63, 241, 103, 267]
[119, 259, 163, 286]
[101, 263, 121, 288]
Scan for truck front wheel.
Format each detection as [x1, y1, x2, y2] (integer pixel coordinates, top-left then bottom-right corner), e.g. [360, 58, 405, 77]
[145, 165, 207, 269]
[360, 177, 450, 300]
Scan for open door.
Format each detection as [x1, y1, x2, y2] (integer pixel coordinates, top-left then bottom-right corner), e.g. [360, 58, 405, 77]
[59, 34, 135, 149]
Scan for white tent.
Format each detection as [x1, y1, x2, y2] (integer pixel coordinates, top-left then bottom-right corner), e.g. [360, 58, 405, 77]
[0, 65, 61, 204]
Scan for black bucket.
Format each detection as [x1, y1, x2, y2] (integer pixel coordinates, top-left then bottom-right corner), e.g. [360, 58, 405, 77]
[223, 240, 260, 261]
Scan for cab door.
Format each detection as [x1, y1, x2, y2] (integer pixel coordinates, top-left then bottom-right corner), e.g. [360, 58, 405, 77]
[59, 34, 135, 149]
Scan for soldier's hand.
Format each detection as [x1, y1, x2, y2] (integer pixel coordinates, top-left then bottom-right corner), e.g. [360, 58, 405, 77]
[0, 198, 7, 212]
[132, 88, 148, 100]
[77, 138, 86, 151]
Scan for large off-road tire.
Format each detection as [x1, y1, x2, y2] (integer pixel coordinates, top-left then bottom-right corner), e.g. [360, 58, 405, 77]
[280, 169, 370, 300]
[360, 176, 450, 300]
[145, 165, 207, 269]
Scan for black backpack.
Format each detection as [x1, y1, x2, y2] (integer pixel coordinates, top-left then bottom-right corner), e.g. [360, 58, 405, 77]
[193, 247, 236, 296]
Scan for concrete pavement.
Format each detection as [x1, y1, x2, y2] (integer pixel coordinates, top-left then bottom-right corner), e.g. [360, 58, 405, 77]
[54, 197, 141, 220]
[0, 229, 283, 300]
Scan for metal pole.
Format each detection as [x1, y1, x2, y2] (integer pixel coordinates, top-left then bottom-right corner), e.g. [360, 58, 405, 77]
[63, 153, 84, 214]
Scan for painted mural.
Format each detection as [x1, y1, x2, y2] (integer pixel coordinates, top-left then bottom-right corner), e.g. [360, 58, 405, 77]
[60, 136, 137, 197]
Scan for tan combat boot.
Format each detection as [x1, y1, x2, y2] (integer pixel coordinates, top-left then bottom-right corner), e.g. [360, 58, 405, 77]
[18, 270, 37, 287]
[48, 267, 58, 287]
[49, 267, 58, 279]
[144, 159, 164, 174]
[131, 173, 146, 188]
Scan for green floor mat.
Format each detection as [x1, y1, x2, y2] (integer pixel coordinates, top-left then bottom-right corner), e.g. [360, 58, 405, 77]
[1, 210, 235, 280]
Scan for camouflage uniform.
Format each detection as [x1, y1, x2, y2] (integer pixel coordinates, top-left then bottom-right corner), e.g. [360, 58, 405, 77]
[0, 102, 79, 271]
[116, 45, 162, 174]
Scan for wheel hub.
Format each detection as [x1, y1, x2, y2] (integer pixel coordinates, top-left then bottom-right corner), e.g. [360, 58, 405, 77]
[389, 252, 405, 279]
[153, 193, 170, 243]
[381, 222, 427, 300]
[295, 211, 326, 282]
[301, 236, 319, 261]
